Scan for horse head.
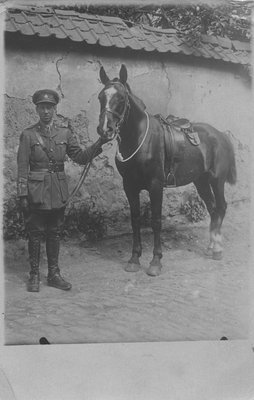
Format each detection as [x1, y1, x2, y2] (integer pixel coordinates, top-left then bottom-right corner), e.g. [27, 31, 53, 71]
[97, 65, 146, 142]
[97, 64, 130, 141]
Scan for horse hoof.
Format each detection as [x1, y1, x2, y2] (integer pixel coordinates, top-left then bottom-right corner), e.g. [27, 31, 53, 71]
[124, 263, 140, 273]
[146, 265, 162, 277]
[213, 251, 223, 260]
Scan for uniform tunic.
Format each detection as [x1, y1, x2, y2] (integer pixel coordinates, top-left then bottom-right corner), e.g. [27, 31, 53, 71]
[17, 121, 94, 210]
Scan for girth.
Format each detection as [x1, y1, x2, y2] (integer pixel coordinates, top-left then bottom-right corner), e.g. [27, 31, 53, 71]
[155, 114, 186, 187]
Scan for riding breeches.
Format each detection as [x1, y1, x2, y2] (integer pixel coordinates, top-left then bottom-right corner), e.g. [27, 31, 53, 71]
[25, 208, 65, 239]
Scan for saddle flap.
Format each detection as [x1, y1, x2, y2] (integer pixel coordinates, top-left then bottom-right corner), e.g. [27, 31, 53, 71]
[163, 123, 185, 162]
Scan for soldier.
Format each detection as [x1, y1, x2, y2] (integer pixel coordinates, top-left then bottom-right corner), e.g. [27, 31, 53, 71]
[17, 89, 104, 292]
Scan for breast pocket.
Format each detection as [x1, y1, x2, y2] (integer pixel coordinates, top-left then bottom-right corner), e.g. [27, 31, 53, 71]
[54, 139, 67, 161]
[31, 142, 45, 162]
[28, 172, 45, 205]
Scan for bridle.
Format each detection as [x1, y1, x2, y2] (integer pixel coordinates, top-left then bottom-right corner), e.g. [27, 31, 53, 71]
[66, 80, 149, 209]
[99, 81, 130, 140]
[99, 80, 150, 163]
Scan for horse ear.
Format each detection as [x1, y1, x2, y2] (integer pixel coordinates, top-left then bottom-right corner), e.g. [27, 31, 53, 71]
[99, 66, 110, 85]
[119, 64, 127, 84]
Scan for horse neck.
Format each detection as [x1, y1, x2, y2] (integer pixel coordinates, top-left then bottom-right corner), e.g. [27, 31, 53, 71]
[119, 95, 146, 151]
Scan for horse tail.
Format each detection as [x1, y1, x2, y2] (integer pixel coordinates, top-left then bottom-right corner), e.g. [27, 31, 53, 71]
[224, 132, 237, 185]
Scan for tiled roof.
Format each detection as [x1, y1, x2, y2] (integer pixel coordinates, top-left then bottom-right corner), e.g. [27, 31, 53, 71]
[5, 6, 250, 65]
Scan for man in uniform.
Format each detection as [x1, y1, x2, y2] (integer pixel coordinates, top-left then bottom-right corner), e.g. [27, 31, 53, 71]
[17, 89, 104, 292]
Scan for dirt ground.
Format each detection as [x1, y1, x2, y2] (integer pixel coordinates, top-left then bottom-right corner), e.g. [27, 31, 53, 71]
[4, 200, 251, 345]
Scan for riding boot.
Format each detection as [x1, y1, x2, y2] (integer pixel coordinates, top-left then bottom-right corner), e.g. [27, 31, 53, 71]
[46, 235, 72, 291]
[27, 236, 41, 292]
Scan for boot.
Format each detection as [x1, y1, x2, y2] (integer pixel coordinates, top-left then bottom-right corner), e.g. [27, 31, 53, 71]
[46, 235, 72, 291]
[27, 236, 40, 292]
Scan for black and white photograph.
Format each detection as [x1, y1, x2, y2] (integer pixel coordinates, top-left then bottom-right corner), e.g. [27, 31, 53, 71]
[1, 0, 254, 398]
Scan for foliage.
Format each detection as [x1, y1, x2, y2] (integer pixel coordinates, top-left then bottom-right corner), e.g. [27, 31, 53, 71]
[180, 194, 207, 223]
[63, 201, 107, 241]
[52, 2, 252, 43]
[3, 196, 27, 240]
[3, 196, 107, 242]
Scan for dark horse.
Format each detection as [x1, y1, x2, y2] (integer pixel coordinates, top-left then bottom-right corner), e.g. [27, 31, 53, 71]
[97, 64, 236, 276]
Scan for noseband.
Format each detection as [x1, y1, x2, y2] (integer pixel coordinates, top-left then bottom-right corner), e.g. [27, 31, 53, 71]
[100, 81, 130, 137]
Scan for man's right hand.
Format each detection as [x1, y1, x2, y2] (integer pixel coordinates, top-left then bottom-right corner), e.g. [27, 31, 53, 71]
[20, 196, 30, 215]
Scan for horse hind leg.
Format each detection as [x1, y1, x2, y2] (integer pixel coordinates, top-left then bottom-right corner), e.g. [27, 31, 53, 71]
[209, 178, 227, 260]
[194, 174, 222, 259]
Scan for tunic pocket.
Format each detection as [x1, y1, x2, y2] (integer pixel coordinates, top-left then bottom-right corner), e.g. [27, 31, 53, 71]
[27, 172, 45, 205]
[52, 171, 69, 204]
[54, 139, 67, 160]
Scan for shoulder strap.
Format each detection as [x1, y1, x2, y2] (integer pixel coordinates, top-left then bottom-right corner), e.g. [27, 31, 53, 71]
[34, 131, 57, 165]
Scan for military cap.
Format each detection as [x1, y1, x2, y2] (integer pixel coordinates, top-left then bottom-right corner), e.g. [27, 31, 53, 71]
[32, 89, 60, 105]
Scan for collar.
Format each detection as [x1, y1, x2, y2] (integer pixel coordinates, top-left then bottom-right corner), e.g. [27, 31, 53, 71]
[36, 120, 58, 137]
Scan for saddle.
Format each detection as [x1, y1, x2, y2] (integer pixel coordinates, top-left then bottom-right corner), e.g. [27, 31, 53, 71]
[154, 114, 200, 187]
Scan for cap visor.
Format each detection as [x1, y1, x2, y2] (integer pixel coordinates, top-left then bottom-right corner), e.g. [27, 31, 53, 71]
[35, 100, 57, 105]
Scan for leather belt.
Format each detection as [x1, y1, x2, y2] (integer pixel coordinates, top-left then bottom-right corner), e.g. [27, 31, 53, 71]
[30, 164, 64, 173]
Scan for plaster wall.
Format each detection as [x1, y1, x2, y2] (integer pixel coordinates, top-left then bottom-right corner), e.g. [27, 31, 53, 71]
[4, 42, 251, 222]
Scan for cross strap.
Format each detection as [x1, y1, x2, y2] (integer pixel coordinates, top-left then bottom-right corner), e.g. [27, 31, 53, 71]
[34, 130, 58, 166]
[34, 130, 65, 201]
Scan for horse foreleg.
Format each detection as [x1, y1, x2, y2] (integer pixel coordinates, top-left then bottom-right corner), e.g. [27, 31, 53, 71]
[124, 183, 142, 272]
[147, 181, 163, 277]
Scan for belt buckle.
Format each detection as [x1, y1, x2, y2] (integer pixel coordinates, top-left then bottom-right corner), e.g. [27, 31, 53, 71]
[48, 161, 56, 173]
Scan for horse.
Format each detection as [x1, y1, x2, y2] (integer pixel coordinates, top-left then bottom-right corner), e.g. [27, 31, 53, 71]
[97, 64, 237, 277]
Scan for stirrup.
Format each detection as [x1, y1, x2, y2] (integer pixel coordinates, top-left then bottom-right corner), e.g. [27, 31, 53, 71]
[165, 172, 177, 188]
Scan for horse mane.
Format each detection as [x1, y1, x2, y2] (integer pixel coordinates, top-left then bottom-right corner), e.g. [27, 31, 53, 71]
[112, 78, 146, 111]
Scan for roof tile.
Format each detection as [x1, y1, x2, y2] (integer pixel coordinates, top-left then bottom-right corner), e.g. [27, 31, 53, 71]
[4, 7, 250, 66]
[35, 23, 55, 37]
[216, 36, 232, 49]
[98, 33, 115, 47]
[232, 40, 250, 52]
[79, 29, 98, 45]
[41, 14, 62, 28]
[71, 18, 92, 32]
[12, 13, 28, 24]
[5, 18, 18, 33]
[23, 13, 44, 26]
[87, 20, 105, 35]
[109, 35, 126, 48]
[46, 25, 68, 39]
[18, 21, 36, 36]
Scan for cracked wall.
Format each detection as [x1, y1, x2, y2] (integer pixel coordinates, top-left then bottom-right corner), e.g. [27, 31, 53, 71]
[4, 43, 252, 226]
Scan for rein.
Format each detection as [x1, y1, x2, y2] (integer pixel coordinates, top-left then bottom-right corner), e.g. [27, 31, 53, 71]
[65, 139, 102, 211]
[116, 111, 149, 163]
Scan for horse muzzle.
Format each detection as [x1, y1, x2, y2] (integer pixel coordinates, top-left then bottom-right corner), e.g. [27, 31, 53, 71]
[97, 125, 117, 142]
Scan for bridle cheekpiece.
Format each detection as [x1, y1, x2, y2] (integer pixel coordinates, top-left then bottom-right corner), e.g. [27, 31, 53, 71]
[100, 80, 130, 140]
